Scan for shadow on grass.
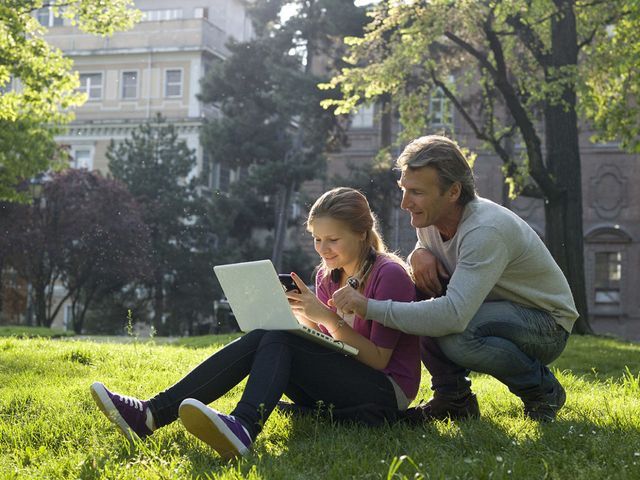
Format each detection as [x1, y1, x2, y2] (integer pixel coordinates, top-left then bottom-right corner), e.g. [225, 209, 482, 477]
[76, 404, 637, 479]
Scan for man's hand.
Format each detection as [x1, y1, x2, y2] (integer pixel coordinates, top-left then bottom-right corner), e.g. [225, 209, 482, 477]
[411, 248, 450, 298]
[330, 285, 368, 319]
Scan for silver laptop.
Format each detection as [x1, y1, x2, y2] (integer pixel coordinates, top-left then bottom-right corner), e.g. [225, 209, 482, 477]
[214, 260, 358, 356]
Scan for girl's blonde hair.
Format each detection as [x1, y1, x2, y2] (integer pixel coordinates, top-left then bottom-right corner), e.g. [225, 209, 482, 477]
[307, 187, 408, 286]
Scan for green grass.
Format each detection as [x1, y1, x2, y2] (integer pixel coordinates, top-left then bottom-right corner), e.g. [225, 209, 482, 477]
[174, 333, 242, 349]
[0, 326, 74, 338]
[0, 335, 638, 479]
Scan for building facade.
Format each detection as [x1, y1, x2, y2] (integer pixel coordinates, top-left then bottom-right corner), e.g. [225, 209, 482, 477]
[44, 0, 252, 186]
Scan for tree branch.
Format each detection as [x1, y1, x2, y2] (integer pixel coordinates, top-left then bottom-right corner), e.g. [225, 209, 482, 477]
[577, 11, 627, 50]
[519, 183, 544, 198]
[443, 32, 498, 77]
[432, 73, 511, 164]
[504, 13, 551, 66]
[481, 17, 561, 199]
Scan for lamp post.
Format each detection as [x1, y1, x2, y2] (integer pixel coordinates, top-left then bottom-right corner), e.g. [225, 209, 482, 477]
[24, 174, 47, 327]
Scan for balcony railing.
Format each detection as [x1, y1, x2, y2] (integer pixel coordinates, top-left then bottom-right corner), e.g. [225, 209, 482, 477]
[45, 18, 229, 58]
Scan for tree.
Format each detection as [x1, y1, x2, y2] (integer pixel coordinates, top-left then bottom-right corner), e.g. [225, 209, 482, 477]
[0, 169, 150, 329]
[107, 115, 208, 335]
[0, 0, 139, 202]
[579, 3, 640, 151]
[52, 170, 152, 333]
[200, 0, 367, 272]
[332, 151, 400, 247]
[324, 0, 637, 334]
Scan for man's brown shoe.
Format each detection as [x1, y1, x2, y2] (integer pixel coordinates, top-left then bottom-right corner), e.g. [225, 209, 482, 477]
[403, 392, 480, 424]
[523, 380, 566, 422]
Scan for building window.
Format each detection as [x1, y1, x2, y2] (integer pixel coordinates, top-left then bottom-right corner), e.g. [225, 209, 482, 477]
[72, 149, 93, 170]
[79, 73, 103, 100]
[429, 87, 453, 126]
[121, 71, 138, 99]
[194, 7, 209, 19]
[141, 9, 183, 21]
[165, 69, 183, 97]
[351, 104, 374, 129]
[594, 251, 621, 304]
[218, 164, 231, 192]
[35, 7, 64, 27]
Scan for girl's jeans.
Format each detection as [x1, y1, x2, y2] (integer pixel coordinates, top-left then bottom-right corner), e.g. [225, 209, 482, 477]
[148, 329, 397, 438]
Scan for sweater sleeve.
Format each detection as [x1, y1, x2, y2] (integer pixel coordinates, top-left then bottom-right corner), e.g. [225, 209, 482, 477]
[366, 226, 510, 337]
[365, 262, 416, 349]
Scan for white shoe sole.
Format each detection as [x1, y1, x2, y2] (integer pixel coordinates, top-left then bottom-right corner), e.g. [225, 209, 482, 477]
[90, 382, 136, 441]
[179, 399, 249, 460]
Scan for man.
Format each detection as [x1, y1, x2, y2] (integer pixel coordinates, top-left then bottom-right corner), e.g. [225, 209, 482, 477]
[333, 135, 578, 422]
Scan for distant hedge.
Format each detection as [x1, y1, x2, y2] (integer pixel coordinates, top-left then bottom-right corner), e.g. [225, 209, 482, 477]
[0, 326, 75, 338]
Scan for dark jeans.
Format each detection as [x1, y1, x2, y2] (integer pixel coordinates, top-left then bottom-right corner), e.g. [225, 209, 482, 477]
[421, 301, 570, 399]
[148, 330, 397, 439]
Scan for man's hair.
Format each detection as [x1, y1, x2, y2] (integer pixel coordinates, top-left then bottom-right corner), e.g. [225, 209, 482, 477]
[396, 135, 476, 205]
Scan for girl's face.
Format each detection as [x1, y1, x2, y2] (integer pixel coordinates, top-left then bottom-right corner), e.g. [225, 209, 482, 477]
[310, 217, 365, 278]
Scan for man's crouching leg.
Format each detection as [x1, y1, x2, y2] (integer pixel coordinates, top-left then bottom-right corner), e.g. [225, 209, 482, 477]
[403, 336, 480, 424]
[434, 301, 569, 422]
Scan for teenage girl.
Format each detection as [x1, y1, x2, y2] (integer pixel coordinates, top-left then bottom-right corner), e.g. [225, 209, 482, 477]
[90, 187, 419, 460]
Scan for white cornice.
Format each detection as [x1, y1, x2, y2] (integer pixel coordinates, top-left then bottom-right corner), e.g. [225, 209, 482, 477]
[55, 119, 203, 140]
[65, 46, 226, 60]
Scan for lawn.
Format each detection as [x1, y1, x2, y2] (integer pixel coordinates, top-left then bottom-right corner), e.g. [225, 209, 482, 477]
[0, 333, 638, 479]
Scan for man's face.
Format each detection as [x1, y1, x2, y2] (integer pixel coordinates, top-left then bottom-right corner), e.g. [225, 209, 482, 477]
[398, 167, 458, 229]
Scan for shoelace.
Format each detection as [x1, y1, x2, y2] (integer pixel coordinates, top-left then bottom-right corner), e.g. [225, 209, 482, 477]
[118, 394, 144, 412]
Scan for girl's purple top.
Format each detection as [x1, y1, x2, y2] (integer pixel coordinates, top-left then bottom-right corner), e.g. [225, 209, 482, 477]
[315, 256, 420, 400]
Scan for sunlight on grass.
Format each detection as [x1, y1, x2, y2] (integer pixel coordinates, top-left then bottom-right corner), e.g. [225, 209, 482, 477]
[0, 334, 638, 479]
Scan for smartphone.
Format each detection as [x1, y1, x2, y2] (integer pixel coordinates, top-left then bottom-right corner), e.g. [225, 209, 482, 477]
[279, 274, 300, 293]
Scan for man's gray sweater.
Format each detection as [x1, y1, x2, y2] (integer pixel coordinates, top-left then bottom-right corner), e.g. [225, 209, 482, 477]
[367, 197, 578, 337]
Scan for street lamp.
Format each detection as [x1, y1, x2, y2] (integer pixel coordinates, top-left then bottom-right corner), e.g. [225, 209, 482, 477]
[24, 174, 47, 327]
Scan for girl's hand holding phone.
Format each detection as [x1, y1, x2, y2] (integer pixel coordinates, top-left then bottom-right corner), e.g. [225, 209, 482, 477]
[286, 272, 333, 325]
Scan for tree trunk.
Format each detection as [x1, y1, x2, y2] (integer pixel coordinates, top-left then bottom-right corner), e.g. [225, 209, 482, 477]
[35, 281, 47, 327]
[544, 0, 592, 333]
[73, 288, 95, 334]
[378, 93, 398, 244]
[379, 93, 392, 149]
[0, 258, 4, 319]
[271, 180, 294, 272]
[153, 270, 164, 332]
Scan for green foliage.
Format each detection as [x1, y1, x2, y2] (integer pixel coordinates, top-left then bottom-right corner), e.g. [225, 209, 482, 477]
[83, 292, 145, 336]
[332, 148, 401, 243]
[0, 335, 638, 478]
[322, 0, 636, 332]
[107, 115, 218, 335]
[199, 37, 331, 201]
[0, 169, 150, 330]
[324, 0, 637, 177]
[199, 0, 366, 270]
[0, 0, 140, 202]
[579, 2, 640, 151]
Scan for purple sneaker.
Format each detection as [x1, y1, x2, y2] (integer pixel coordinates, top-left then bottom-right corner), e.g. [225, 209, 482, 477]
[179, 398, 252, 460]
[90, 382, 153, 441]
